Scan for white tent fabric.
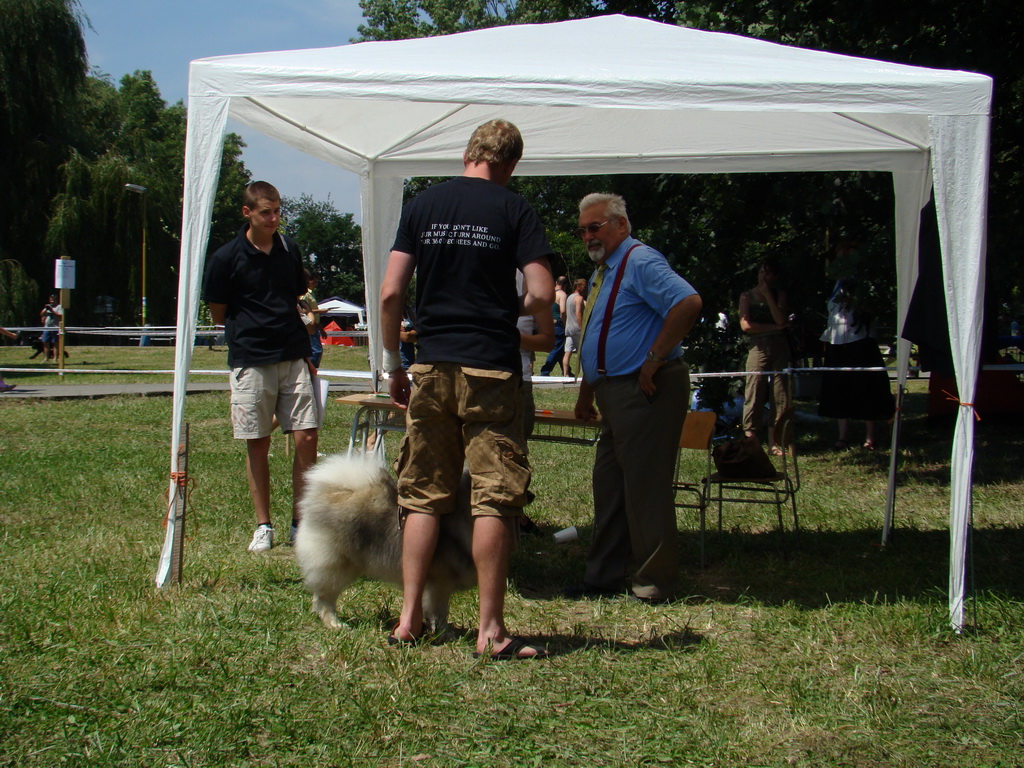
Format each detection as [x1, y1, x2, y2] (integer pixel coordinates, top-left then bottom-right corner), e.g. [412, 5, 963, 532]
[317, 298, 365, 324]
[161, 15, 991, 628]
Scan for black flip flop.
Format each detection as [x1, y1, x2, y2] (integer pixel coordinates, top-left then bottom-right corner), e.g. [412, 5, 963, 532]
[473, 636, 548, 660]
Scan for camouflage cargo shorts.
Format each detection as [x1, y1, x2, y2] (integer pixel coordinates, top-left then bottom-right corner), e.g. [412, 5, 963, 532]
[395, 362, 529, 517]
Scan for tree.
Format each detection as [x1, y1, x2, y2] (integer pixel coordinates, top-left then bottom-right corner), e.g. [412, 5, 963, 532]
[0, 0, 87, 322]
[45, 71, 250, 325]
[3, 2, 257, 327]
[281, 195, 364, 303]
[0, 259, 37, 327]
[673, 0, 1024, 324]
[356, 0, 594, 39]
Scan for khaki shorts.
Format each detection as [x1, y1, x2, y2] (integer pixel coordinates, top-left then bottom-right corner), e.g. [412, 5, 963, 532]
[229, 359, 319, 439]
[565, 331, 581, 353]
[396, 362, 529, 517]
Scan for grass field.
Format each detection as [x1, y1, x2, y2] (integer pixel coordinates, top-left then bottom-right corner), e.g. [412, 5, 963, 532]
[1, 344, 1022, 766]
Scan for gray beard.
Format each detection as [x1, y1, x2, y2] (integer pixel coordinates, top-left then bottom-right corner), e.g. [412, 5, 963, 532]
[587, 244, 605, 264]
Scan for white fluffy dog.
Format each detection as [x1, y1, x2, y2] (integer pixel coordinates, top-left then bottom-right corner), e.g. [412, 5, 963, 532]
[294, 454, 475, 630]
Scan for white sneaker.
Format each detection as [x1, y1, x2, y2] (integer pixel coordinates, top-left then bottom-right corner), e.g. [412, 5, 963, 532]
[248, 525, 273, 552]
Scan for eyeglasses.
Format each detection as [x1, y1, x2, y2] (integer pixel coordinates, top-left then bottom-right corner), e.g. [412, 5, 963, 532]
[574, 221, 609, 238]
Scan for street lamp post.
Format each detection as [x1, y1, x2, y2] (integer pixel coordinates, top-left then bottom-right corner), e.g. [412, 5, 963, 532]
[124, 183, 148, 328]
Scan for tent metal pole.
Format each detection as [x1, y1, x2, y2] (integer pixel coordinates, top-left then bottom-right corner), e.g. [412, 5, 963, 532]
[881, 382, 905, 546]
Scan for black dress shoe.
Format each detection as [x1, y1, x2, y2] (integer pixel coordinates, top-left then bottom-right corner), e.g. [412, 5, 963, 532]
[519, 515, 543, 536]
[628, 593, 675, 605]
[563, 582, 621, 599]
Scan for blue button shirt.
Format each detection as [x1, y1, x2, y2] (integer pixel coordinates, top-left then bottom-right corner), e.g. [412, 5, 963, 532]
[580, 236, 697, 384]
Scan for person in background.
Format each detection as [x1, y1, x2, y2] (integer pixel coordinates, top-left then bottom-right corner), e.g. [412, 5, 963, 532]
[818, 256, 895, 449]
[562, 278, 586, 379]
[203, 180, 319, 552]
[40, 295, 62, 362]
[399, 305, 418, 370]
[569, 192, 702, 604]
[539, 276, 569, 376]
[1, 326, 17, 391]
[301, 270, 327, 368]
[381, 119, 554, 659]
[738, 257, 791, 455]
[516, 272, 555, 536]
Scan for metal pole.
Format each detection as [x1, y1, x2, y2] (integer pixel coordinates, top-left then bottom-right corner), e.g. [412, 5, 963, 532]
[881, 382, 905, 545]
[58, 270, 69, 378]
[141, 192, 147, 327]
[124, 184, 148, 327]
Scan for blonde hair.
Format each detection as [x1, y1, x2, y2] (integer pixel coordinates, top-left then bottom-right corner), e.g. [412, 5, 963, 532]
[464, 120, 524, 166]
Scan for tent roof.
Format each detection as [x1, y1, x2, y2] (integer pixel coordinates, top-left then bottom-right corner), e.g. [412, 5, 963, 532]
[318, 297, 364, 315]
[189, 15, 991, 178]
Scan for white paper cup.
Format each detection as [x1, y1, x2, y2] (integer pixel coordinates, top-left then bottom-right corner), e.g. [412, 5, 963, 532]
[552, 525, 578, 544]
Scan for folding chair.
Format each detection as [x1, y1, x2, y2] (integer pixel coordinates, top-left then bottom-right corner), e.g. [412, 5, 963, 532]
[672, 409, 717, 568]
[708, 407, 800, 535]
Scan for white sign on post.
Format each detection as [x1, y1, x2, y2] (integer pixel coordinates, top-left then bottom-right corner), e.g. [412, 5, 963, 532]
[55, 259, 76, 290]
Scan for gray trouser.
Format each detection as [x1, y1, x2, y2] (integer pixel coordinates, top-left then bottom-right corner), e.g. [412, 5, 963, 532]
[584, 360, 689, 600]
[742, 333, 790, 433]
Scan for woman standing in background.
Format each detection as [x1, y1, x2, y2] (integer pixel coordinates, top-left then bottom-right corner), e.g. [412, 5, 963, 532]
[738, 257, 791, 454]
[818, 260, 895, 449]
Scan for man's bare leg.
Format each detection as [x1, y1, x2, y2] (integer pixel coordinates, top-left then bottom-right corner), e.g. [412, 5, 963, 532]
[395, 511, 440, 642]
[245, 436, 273, 526]
[291, 427, 318, 521]
[473, 515, 542, 658]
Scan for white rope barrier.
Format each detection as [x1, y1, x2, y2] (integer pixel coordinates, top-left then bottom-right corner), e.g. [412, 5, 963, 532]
[2, 363, 1018, 380]
[0, 367, 374, 380]
[4, 325, 194, 336]
[5, 325, 368, 336]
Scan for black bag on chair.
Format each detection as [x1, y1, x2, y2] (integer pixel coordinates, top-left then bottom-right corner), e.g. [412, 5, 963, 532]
[712, 435, 776, 479]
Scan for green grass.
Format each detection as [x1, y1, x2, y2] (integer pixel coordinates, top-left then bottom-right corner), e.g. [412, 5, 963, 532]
[1, 354, 1023, 766]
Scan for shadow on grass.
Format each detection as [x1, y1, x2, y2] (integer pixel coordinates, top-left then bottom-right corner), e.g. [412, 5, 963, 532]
[688, 525, 1024, 608]
[796, 397, 1024, 487]
[362, 607, 705, 658]
[545, 628, 705, 655]
[514, 524, 1024, 610]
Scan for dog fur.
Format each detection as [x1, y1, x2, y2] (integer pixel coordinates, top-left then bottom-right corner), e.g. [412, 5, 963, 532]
[294, 454, 476, 629]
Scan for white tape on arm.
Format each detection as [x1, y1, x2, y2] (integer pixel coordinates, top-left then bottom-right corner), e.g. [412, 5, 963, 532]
[382, 348, 403, 374]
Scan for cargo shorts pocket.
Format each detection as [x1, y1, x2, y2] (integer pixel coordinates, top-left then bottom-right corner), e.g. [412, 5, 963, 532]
[230, 391, 260, 436]
[460, 367, 517, 423]
[470, 435, 530, 512]
[406, 364, 446, 419]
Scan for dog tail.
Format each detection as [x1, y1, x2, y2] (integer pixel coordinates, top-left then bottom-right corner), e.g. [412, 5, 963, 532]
[302, 453, 394, 497]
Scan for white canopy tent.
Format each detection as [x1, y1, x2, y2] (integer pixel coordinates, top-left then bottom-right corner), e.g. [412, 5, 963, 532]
[160, 15, 991, 628]
[317, 297, 365, 325]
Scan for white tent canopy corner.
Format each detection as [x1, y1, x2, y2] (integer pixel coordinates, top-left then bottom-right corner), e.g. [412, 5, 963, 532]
[162, 15, 991, 629]
[318, 297, 366, 325]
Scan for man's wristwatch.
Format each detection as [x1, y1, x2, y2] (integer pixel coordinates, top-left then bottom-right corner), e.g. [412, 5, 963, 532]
[645, 349, 667, 363]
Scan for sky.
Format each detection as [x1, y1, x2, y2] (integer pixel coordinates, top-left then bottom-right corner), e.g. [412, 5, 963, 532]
[78, 0, 368, 218]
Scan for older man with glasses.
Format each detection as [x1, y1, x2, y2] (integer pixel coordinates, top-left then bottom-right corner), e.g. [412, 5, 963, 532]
[567, 192, 702, 603]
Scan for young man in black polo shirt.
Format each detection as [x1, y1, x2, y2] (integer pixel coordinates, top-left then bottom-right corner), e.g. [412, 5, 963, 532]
[203, 181, 319, 552]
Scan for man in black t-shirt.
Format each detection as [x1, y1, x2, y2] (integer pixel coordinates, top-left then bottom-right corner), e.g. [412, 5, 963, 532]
[381, 120, 554, 659]
[203, 181, 319, 553]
